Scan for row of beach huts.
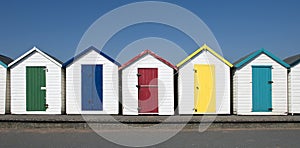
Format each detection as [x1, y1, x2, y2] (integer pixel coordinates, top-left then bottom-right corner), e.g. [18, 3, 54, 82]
[0, 44, 299, 115]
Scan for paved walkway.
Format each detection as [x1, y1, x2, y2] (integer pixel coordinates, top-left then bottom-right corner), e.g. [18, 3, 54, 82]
[1, 115, 300, 129]
[1, 115, 300, 123]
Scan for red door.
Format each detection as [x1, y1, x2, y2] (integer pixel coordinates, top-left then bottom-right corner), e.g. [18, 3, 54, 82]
[137, 68, 158, 114]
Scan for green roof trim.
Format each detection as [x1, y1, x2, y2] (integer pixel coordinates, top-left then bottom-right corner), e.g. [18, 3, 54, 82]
[235, 48, 290, 69]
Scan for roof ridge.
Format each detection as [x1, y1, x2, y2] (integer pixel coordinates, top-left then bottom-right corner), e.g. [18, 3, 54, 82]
[119, 50, 177, 70]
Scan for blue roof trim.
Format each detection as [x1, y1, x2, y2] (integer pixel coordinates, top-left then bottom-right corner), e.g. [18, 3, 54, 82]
[235, 48, 290, 69]
[0, 61, 7, 68]
[63, 46, 121, 68]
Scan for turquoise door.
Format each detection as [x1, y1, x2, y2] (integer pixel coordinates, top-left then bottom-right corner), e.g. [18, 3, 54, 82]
[252, 66, 272, 112]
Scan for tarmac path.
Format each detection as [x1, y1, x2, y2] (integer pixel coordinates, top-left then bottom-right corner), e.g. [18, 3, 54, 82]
[0, 127, 299, 148]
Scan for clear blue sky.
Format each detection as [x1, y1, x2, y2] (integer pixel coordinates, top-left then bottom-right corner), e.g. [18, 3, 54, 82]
[0, 0, 299, 64]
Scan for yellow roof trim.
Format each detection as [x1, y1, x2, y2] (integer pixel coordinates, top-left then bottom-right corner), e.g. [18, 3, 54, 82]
[176, 44, 233, 68]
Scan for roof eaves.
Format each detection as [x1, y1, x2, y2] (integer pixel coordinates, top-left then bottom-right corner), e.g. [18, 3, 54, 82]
[283, 54, 300, 67]
[235, 49, 290, 69]
[119, 50, 177, 70]
[8, 47, 62, 68]
[0, 61, 7, 68]
[262, 49, 290, 68]
[177, 44, 233, 68]
[234, 49, 262, 68]
[63, 46, 120, 68]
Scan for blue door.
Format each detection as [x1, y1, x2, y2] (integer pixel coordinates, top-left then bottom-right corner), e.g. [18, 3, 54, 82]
[81, 65, 103, 111]
[252, 66, 272, 112]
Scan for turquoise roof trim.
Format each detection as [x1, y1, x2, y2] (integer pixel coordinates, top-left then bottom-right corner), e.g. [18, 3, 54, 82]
[0, 61, 7, 68]
[235, 48, 290, 69]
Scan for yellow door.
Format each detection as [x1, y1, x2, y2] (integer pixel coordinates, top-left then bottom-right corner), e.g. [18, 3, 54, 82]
[194, 64, 216, 113]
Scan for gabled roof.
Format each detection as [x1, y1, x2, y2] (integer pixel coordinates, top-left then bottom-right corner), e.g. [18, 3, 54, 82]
[176, 44, 233, 68]
[284, 53, 300, 67]
[8, 46, 62, 68]
[0, 54, 13, 68]
[119, 50, 177, 70]
[234, 48, 290, 69]
[63, 46, 121, 68]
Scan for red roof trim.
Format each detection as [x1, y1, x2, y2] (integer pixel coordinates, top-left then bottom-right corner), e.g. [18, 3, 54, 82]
[119, 50, 177, 70]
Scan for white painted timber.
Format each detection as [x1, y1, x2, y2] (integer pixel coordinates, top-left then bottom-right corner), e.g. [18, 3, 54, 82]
[289, 63, 300, 114]
[10, 50, 63, 114]
[233, 53, 288, 115]
[122, 54, 174, 115]
[0, 66, 6, 114]
[178, 50, 231, 114]
[66, 50, 119, 114]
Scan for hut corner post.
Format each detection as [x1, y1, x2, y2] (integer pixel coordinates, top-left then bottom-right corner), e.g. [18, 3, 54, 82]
[174, 69, 179, 115]
[5, 68, 10, 114]
[61, 68, 66, 115]
[118, 70, 123, 115]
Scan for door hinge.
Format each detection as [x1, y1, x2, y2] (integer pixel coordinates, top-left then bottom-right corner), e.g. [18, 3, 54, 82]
[268, 108, 273, 111]
[268, 81, 273, 84]
[45, 104, 49, 109]
[193, 69, 197, 73]
[137, 73, 141, 77]
[136, 85, 140, 88]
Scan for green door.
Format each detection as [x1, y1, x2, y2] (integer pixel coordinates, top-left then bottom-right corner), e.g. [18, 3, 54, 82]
[26, 67, 46, 111]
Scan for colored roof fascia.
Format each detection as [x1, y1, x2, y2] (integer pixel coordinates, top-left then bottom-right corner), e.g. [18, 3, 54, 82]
[8, 47, 62, 68]
[176, 44, 233, 68]
[235, 48, 290, 69]
[63, 46, 121, 68]
[284, 54, 300, 67]
[119, 50, 177, 70]
[291, 59, 300, 67]
[0, 61, 7, 68]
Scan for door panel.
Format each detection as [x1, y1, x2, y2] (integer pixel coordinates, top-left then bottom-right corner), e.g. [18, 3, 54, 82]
[26, 67, 46, 111]
[194, 64, 216, 113]
[81, 65, 103, 111]
[252, 66, 272, 112]
[138, 68, 158, 113]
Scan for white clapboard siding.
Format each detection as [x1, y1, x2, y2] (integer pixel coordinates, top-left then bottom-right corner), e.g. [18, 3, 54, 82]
[10, 49, 63, 114]
[289, 63, 300, 114]
[178, 50, 231, 114]
[0, 66, 6, 114]
[66, 49, 119, 114]
[233, 53, 288, 115]
[122, 54, 175, 115]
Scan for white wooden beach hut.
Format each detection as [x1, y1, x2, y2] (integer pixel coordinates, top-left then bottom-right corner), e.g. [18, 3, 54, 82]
[64, 46, 120, 114]
[284, 54, 300, 114]
[177, 44, 233, 114]
[233, 49, 290, 115]
[9, 47, 64, 114]
[120, 50, 177, 115]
